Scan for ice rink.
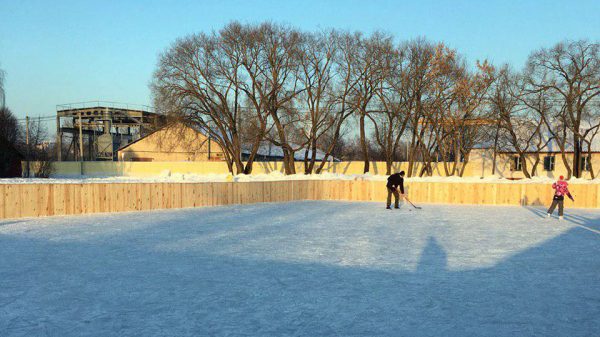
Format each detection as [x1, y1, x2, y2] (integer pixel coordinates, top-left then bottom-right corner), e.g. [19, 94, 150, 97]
[1, 201, 599, 336]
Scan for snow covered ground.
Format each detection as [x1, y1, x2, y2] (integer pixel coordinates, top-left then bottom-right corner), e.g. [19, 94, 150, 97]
[1, 171, 599, 184]
[1, 201, 599, 336]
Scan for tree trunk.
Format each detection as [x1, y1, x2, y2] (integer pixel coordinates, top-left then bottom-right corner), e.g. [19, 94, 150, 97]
[385, 156, 392, 175]
[359, 114, 369, 173]
[315, 114, 348, 174]
[559, 150, 572, 179]
[243, 137, 264, 175]
[530, 155, 540, 177]
[407, 128, 418, 177]
[233, 157, 244, 175]
[303, 145, 310, 174]
[589, 155, 595, 179]
[519, 153, 531, 179]
[491, 120, 501, 175]
[572, 133, 581, 178]
[224, 155, 234, 174]
[305, 137, 318, 174]
[443, 160, 451, 177]
[458, 152, 470, 177]
[271, 112, 296, 175]
[281, 145, 297, 175]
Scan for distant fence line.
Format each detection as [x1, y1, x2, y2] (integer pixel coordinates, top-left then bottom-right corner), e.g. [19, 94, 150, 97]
[1, 181, 598, 219]
[23, 158, 600, 180]
[48, 161, 460, 177]
[44, 160, 484, 177]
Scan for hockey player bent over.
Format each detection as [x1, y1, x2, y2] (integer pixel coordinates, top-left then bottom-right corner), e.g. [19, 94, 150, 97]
[386, 171, 405, 209]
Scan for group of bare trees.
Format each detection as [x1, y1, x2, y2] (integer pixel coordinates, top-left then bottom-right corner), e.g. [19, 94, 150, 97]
[153, 23, 358, 175]
[488, 41, 600, 179]
[153, 22, 599, 178]
[0, 107, 54, 177]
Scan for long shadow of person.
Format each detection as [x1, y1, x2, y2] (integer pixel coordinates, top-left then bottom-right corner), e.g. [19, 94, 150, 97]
[415, 236, 447, 275]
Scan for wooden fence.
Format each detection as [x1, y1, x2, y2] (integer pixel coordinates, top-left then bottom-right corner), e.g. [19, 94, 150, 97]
[1, 181, 598, 219]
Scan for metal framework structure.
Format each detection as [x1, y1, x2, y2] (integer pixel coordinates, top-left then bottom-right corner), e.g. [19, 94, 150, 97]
[56, 101, 165, 161]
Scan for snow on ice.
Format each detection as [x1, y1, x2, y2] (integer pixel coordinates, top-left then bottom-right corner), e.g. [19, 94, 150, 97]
[0, 201, 599, 336]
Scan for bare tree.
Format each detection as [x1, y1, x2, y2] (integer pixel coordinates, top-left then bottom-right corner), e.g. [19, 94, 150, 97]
[349, 32, 392, 173]
[368, 43, 412, 175]
[420, 46, 462, 177]
[235, 23, 304, 174]
[403, 39, 440, 177]
[532, 93, 573, 176]
[452, 61, 494, 177]
[26, 117, 54, 177]
[524, 40, 600, 178]
[313, 32, 361, 173]
[402, 40, 464, 177]
[295, 31, 339, 174]
[490, 67, 536, 177]
[152, 23, 268, 174]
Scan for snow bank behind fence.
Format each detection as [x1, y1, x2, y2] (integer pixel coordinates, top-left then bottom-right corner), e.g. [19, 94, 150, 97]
[3, 170, 600, 185]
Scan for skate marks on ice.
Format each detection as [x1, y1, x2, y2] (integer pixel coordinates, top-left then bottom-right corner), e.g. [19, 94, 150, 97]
[522, 205, 600, 235]
[0, 201, 599, 336]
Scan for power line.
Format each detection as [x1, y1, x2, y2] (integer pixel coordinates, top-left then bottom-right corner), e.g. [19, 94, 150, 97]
[15, 115, 55, 121]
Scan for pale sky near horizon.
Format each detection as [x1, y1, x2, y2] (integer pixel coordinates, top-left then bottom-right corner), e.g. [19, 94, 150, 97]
[1, 0, 599, 122]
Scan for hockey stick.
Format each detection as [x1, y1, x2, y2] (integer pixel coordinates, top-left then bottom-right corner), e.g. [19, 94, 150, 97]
[404, 196, 422, 209]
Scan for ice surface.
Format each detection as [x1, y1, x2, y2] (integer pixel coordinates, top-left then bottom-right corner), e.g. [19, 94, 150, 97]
[1, 202, 599, 336]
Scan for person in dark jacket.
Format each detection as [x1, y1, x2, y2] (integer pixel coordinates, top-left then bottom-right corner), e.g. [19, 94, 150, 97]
[386, 171, 405, 209]
[546, 175, 574, 220]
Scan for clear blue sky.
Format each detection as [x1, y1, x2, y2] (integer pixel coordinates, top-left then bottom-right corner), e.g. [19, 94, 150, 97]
[1, 0, 599, 120]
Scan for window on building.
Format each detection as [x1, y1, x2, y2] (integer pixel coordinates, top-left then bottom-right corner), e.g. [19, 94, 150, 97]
[543, 156, 555, 171]
[581, 155, 591, 171]
[511, 155, 522, 171]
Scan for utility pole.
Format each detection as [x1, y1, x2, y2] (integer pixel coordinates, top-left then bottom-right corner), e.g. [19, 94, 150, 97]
[56, 115, 62, 161]
[79, 113, 84, 175]
[26, 116, 30, 177]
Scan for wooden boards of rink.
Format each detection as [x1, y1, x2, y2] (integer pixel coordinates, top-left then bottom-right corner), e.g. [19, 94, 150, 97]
[1, 180, 598, 219]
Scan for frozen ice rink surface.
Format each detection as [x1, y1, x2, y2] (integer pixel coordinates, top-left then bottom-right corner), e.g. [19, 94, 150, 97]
[1, 201, 599, 336]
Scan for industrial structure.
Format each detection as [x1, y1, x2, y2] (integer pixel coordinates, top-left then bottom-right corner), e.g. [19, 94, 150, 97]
[56, 101, 165, 161]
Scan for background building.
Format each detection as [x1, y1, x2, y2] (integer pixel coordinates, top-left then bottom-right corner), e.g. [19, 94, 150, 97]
[117, 123, 224, 162]
[56, 102, 164, 161]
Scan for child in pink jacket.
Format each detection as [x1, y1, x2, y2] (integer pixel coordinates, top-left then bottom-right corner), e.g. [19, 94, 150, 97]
[546, 175, 574, 220]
